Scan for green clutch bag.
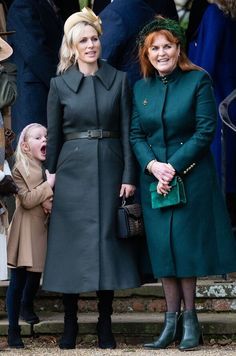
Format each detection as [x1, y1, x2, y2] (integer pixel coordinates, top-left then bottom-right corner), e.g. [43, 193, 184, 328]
[149, 176, 187, 209]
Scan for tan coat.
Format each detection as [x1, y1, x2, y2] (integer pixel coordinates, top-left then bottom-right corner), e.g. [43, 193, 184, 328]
[7, 159, 53, 272]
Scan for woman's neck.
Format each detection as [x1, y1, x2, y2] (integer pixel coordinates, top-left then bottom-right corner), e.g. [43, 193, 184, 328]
[77, 61, 99, 76]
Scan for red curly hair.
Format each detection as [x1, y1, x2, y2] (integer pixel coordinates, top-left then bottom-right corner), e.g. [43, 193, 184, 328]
[139, 30, 202, 78]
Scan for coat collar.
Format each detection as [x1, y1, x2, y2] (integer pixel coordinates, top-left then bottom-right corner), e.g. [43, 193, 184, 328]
[156, 66, 182, 85]
[61, 59, 117, 92]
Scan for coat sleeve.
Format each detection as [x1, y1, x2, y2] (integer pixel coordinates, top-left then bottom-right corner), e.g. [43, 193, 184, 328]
[13, 169, 53, 210]
[7, 0, 59, 88]
[188, 6, 226, 77]
[130, 90, 156, 173]
[168, 73, 217, 173]
[100, 9, 126, 67]
[120, 74, 137, 184]
[0, 62, 17, 109]
[46, 78, 63, 173]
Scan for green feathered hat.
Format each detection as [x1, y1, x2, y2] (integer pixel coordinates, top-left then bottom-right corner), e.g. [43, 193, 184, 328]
[137, 16, 186, 49]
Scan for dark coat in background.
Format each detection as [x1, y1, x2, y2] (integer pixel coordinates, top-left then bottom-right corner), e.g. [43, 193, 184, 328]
[55, 0, 80, 21]
[93, 0, 110, 14]
[43, 61, 141, 293]
[187, 3, 236, 193]
[99, 0, 178, 87]
[6, 0, 63, 135]
[130, 68, 236, 278]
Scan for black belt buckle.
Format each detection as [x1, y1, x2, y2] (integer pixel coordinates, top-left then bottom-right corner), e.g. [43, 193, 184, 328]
[87, 129, 103, 139]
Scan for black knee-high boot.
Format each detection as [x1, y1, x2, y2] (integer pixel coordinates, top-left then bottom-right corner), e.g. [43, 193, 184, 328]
[59, 293, 79, 349]
[96, 290, 116, 349]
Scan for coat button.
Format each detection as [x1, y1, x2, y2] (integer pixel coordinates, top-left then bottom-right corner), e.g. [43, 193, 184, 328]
[180, 142, 183, 145]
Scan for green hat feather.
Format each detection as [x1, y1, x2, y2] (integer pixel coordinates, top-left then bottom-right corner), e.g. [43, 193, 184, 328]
[137, 17, 186, 49]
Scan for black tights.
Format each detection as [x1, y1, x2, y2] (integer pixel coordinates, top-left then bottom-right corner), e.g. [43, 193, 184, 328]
[161, 277, 197, 312]
[6, 268, 41, 327]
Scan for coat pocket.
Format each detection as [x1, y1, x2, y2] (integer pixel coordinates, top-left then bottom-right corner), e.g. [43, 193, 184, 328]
[56, 145, 79, 170]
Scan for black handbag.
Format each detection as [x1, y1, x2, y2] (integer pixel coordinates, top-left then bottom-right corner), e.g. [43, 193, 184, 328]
[117, 198, 144, 239]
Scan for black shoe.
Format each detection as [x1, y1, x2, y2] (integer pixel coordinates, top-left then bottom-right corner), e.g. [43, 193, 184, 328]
[20, 304, 40, 324]
[97, 317, 116, 349]
[178, 310, 203, 351]
[144, 312, 181, 349]
[8, 326, 24, 348]
[59, 319, 78, 349]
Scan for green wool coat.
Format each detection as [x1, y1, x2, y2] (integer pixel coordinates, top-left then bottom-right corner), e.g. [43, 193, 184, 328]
[130, 67, 236, 278]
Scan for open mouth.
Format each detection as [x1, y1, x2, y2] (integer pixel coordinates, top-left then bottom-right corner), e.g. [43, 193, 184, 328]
[41, 144, 46, 155]
[158, 59, 169, 63]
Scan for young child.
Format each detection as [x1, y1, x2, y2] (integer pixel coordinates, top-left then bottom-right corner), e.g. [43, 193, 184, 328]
[6, 123, 55, 348]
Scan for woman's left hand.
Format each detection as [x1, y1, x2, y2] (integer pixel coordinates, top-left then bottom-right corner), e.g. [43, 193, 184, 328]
[119, 184, 136, 198]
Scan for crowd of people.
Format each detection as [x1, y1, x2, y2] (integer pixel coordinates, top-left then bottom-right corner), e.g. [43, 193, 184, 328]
[0, 0, 236, 351]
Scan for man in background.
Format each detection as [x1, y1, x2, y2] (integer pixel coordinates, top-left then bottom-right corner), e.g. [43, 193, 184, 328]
[99, 0, 178, 86]
[6, 0, 63, 135]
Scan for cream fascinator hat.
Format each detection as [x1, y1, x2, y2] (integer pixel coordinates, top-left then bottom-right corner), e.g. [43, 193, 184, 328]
[64, 7, 102, 36]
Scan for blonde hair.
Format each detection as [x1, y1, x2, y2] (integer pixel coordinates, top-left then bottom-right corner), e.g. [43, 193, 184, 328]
[14, 123, 46, 176]
[57, 21, 100, 74]
[139, 30, 202, 78]
[208, 0, 236, 18]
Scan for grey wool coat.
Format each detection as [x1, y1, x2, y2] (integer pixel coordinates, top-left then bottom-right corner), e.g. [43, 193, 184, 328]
[42, 60, 141, 294]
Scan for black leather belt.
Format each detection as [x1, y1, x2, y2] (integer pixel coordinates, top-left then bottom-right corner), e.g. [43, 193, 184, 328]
[64, 130, 120, 140]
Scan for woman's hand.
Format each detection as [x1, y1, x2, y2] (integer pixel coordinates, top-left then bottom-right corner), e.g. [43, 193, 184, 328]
[45, 170, 56, 189]
[151, 162, 175, 184]
[119, 184, 136, 198]
[157, 181, 171, 195]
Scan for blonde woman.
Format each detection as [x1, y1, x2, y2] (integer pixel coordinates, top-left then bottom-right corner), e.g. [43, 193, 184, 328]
[42, 8, 140, 350]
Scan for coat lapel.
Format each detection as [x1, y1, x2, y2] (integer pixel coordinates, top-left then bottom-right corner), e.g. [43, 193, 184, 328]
[95, 60, 117, 90]
[61, 60, 117, 93]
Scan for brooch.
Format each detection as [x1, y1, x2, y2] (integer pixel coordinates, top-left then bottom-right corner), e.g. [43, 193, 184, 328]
[143, 98, 148, 106]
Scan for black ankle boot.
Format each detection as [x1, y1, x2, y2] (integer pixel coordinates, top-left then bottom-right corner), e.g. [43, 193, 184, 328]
[20, 304, 40, 324]
[144, 312, 181, 349]
[97, 316, 116, 349]
[59, 318, 78, 349]
[178, 309, 203, 351]
[8, 326, 24, 348]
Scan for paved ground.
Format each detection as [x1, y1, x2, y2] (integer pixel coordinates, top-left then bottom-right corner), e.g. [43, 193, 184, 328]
[1, 337, 236, 355]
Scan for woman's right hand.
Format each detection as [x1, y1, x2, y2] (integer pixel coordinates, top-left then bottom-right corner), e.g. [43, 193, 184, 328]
[150, 161, 175, 184]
